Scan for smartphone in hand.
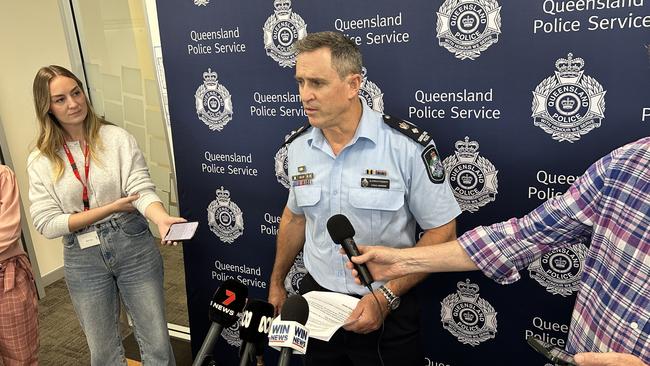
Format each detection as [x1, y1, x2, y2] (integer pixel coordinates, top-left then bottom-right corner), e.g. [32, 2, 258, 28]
[527, 337, 577, 366]
[164, 222, 199, 241]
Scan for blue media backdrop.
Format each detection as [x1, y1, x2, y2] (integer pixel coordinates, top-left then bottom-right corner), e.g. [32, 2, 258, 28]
[155, 1, 649, 364]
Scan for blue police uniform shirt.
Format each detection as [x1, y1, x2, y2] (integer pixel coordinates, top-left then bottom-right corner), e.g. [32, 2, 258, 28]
[286, 101, 461, 295]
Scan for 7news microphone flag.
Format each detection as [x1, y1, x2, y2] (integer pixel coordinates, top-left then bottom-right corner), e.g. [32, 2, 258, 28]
[192, 279, 248, 366]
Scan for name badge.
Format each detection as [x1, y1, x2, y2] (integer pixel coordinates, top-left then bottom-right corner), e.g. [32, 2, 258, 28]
[361, 178, 390, 189]
[77, 230, 101, 249]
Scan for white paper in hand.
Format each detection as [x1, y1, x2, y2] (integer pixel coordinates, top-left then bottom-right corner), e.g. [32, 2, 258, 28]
[302, 291, 360, 342]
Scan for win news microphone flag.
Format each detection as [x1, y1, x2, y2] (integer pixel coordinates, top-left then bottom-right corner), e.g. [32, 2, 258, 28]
[268, 294, 310, 366]
[238, 299, 275, 366]
[192, 279, 248, 366]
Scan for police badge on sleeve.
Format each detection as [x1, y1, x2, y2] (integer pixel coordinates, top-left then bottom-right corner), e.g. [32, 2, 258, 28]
[528, 243, 587, 297]
[443, 136, 498, 213]
[358, 67, 384, 113]
[441, 279, 497, 346]
[422, 145, 445, 184]
[436, 0, 502, 60]
[532, 53, 606, 143]
[263, 0, 307, 68]
[195, 68, 233, 131]
[207, 186, 244, 244]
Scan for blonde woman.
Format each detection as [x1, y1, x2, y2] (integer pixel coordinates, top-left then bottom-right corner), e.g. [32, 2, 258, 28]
[27, 65, 181, 365]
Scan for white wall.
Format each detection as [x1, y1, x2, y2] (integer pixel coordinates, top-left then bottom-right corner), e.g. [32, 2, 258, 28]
[0, 1, 71, 278]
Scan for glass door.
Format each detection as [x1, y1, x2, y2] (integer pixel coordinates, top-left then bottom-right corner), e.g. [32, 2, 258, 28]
[59, 0, 188, 341]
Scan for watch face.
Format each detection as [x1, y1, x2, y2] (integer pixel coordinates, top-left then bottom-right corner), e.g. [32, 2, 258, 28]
[390, 297, 401, 310]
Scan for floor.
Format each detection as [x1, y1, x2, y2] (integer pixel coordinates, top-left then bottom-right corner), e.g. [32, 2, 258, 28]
[34, 244, 191, 365]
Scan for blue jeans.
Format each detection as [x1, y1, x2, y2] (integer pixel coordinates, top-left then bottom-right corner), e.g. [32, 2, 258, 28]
[63, 212, 175, 366]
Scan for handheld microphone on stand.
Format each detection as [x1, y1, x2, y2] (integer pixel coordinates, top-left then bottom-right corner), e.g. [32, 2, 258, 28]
[192, 279, 248, 366]
[238, 299, 275, 366]
[327, 214, 374, 291]
[268, 294, 310, 366]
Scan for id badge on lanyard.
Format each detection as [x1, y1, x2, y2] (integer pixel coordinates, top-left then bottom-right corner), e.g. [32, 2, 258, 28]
[64, 142, 100, 249]
[62, 142, 91, 211]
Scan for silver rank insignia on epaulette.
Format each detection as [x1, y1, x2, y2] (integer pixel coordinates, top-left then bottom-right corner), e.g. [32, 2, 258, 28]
[383, 115, 441, 182]
[418, 131, 431, 144]
[280, 123, 311, 148]
[383, 115, 432, 147]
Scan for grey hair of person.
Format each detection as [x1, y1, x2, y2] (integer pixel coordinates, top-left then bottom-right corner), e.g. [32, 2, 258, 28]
[294, 31, 363, 78]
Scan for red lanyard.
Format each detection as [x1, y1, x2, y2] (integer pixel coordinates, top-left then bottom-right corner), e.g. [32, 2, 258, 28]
[62, 142, 90, 211]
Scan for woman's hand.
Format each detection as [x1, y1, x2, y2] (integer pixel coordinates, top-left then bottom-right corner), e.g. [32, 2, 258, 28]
[110, 194, 139, 213]
[156, 215, 187, 246]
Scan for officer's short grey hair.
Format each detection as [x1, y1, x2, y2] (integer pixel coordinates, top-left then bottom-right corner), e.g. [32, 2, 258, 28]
[294, 31, 363, 79]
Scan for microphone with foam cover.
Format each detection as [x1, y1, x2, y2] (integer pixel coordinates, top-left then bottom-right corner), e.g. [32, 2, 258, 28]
[192, 279, 248, 366]
[238, 299, 275, 366]
[269, 295, 310, 366]
[327, 214, 374, 289]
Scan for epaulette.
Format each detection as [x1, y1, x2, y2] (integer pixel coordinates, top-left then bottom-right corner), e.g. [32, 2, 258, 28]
[280, 122, 312, 148]
[382, 115, 432, 147]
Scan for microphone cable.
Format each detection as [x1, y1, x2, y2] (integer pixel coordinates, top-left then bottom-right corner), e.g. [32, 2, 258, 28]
[366, 284, 386, 366]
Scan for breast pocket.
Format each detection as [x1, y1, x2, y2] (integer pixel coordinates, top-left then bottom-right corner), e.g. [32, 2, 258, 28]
[294, 185, 322, 208]
[349, 188, 405, 235]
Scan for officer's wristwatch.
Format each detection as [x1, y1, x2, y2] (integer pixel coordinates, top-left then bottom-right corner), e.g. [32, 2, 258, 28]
[378, 285, 400, 311]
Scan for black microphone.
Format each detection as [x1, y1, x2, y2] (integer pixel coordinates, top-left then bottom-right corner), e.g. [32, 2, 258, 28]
[192, 279, 248, 366]
[239, 299, 275, 366]
[327, 214, 374, 290]
[269, 295, 310, 366]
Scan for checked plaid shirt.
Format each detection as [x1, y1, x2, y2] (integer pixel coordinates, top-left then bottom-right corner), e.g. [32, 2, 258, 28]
[458, 137, 649, 363]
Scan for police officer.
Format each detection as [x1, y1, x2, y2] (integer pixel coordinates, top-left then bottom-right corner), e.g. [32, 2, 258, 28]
[268, 31, 461, 366]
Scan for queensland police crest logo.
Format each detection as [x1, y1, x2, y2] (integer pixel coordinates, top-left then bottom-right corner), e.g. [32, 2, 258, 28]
[195, 68, 233, 131]
[436, 0, 502, 60]
[528, 243, 587, 297]
[441, 279, 497, 346]
[284, 251, 307, 296]
[274, 131, 296, 189]
[193, 0, 209, 6]
[532, 53, 606, 143]
[443, 136, 498, 212]
[207, 186, 244, 244]
[221, 317, 243, 347]
[263, 0, 307, 68]
[359, 67, 384, 113]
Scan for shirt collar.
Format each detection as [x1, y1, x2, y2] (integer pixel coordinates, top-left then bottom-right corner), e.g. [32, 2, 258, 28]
[307, 99, 379, 149]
